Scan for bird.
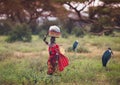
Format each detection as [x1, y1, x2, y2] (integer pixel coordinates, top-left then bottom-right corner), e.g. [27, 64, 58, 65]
[72, 40, 79, 51]
[102, 48, 113, 67]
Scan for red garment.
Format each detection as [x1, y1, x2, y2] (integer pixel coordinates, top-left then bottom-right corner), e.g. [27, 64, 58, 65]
[58, 53, 69, 71]
[47, 44, 69, 75]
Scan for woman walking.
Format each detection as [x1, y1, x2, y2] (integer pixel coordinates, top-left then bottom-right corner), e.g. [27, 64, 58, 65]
[43, 25, 69, 75]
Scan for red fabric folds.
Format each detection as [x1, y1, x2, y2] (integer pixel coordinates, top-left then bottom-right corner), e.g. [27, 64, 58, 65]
[58, 53, 69, 71]
[47, 44, 69, 74]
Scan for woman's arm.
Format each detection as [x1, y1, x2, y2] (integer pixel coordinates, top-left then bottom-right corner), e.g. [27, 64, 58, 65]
[43, 33, 49, 45]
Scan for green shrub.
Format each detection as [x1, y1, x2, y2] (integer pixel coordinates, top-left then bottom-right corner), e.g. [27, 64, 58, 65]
[77, 46, 90, 53]
[98, 16, 112, 26]
[6, 24, 32, 42]
[72, 27, 84, 37]
[67, 47, 73, 52]
[61, 30, 69, 38]
[90, 23, 103, 33]
[0, 21, 13, 35]
[39, 30, 47, 39]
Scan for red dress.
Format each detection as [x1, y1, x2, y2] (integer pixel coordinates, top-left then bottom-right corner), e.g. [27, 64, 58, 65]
[47, 43, 69, 75]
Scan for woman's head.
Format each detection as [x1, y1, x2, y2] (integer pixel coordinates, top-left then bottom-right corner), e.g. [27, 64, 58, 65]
[50, 37, 56, 44]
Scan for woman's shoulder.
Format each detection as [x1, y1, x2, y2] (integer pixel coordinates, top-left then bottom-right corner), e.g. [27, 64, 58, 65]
[49, 43, 59, 47]
[55, 43, 59, 47]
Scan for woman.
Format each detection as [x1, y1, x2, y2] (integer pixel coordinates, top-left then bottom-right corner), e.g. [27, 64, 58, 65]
[43, 35, 69, 75]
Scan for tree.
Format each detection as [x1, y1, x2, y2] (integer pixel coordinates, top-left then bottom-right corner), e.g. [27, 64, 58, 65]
[0, 0, 56, 24]
[100, 0, 120, 4]
[89, 0, 120, 27]
[0, 0, 95, 24]
[88, 0, 120, 34]
[52, 0, 95, 20]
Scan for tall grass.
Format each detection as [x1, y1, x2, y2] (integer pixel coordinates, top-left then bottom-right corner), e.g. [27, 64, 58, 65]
[0, 35, 120, 85]
[0, 55, 120, 85]
[83, 35, 120, 51]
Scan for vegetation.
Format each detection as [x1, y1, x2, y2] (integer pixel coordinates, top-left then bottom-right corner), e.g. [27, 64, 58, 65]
[0, 35, 120, 85]
[6, 24, 32, 42]
[0, 0, 120, 84]
[0, 0, 120, 42]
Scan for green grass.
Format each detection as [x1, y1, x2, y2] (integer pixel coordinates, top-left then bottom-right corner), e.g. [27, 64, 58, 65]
[0, 55, 120, 85]
[83, 35, 120, 51]
[0, 35, 120, 85]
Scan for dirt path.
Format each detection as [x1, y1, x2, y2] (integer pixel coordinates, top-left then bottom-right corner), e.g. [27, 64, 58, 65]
[13, 51, 48, 58]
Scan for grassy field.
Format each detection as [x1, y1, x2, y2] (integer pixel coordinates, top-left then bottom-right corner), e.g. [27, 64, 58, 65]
[0, 35, 120, 85]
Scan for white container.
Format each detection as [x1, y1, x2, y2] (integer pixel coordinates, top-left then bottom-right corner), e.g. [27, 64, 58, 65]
[48, 25, 61, 38]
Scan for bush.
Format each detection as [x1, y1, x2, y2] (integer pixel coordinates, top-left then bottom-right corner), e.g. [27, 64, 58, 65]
[67, 47, 73, 52]
[61, 29, 69, 38]
[72, 27, 84, 37]
[104, 30, 113, 36]
[0, 21, 13, 35]
[98, 16, 112, 26]
[39, 30, 47, 39]
[6, 24, 32, 42]
[90, 23, 104, 33]
[77, 46, 90, 53]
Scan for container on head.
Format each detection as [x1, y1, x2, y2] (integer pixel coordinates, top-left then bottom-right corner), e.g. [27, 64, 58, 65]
[48, 25, 61, 38]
